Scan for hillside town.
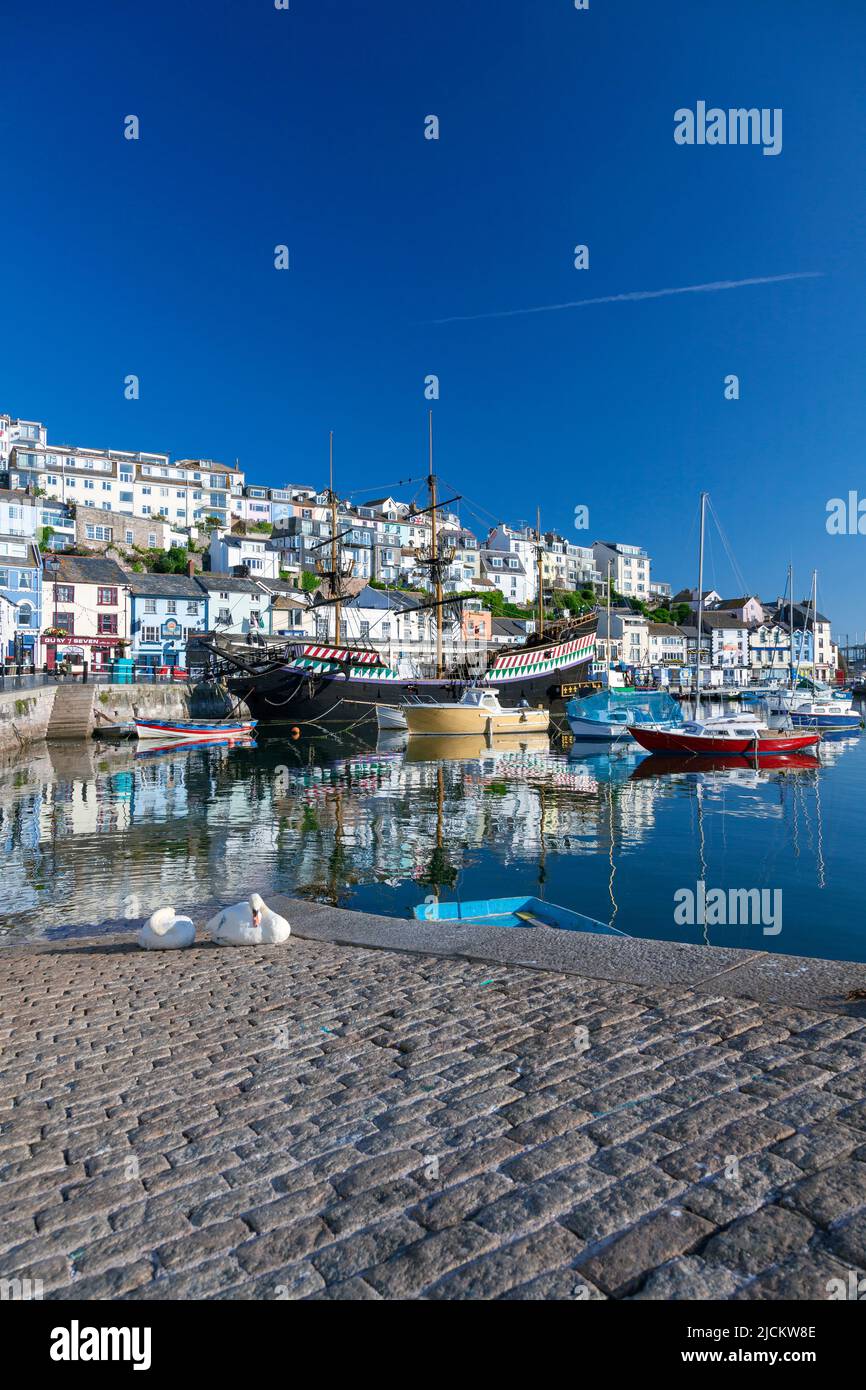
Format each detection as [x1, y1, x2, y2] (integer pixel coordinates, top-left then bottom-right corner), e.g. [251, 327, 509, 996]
[0, 409, 841, 685]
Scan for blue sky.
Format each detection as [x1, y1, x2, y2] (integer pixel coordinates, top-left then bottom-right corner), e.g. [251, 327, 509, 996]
[2, 0, 865, 635]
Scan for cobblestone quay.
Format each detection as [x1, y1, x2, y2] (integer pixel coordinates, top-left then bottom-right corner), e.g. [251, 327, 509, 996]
[2, 907, 866, 1301]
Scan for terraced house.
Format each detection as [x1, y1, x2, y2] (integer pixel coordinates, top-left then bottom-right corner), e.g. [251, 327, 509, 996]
[128, 573, 206, 672]
[41, 554, 130, 672]
[0, 533, 41, 663]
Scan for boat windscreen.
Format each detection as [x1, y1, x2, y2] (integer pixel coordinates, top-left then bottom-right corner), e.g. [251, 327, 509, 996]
[568, 690, 684, 725]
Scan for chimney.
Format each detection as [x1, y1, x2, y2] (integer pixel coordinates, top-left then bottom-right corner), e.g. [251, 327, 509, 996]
[187, 559, 196, 577]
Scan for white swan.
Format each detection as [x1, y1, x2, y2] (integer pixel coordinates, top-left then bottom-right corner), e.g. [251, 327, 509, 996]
[137, 907, 196, 950]
[206, 893, 291, 947]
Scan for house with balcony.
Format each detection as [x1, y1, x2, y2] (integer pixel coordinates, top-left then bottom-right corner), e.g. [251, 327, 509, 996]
[0, 534, 41, 663]
[128, 573, 206, 671]
[646, 622, 688, 674]
[592, 541, 653, 600]
[41, 555, 130, 671]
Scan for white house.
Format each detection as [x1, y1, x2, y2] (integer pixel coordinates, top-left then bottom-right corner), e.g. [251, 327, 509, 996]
[592, 541, 653, 600]
[208, 530, 281, 579]
[479, 548, 532, 607]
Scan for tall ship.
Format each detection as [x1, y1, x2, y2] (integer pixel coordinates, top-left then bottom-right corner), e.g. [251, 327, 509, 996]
[202, 418, 598, 728]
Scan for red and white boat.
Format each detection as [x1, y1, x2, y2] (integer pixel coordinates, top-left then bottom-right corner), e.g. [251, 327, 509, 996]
[630, 711, 820, 757]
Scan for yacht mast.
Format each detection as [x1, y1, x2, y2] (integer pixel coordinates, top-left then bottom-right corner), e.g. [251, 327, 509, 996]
[695, 492, 707, 714]
[606, 558, 612, 684]
[788, 563, 795, 687]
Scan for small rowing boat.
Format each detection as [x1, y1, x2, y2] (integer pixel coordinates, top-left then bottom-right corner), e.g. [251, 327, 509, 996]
[134, 716, 257, 742]
[413, 893, 626, 936]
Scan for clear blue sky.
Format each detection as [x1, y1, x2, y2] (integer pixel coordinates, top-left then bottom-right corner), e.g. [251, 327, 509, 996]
[2, 0, 865, 636]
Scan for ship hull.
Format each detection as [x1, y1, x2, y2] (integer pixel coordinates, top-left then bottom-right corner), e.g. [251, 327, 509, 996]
[225, 629, 596, 727]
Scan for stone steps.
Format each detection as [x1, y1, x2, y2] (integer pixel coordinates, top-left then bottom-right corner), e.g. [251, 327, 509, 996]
[46, 684, 96, 740]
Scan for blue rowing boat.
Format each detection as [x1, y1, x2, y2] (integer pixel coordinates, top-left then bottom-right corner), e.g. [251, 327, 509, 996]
[412, 894, 627, 936]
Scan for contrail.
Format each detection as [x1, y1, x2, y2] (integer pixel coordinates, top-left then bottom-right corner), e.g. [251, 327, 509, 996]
[430, 271, 824, 324]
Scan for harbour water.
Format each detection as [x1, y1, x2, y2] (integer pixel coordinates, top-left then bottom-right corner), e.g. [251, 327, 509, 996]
[2, 699, 863, 963]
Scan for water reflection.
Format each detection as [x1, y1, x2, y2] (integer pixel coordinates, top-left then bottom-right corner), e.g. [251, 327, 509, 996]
[0, 715, 862, 962]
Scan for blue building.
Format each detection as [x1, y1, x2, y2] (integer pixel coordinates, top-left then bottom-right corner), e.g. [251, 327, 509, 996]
[128, 572, 205, 671]
[0, 533, 42, 662]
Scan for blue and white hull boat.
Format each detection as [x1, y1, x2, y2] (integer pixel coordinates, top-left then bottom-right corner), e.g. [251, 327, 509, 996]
[565, 688, 684, 742]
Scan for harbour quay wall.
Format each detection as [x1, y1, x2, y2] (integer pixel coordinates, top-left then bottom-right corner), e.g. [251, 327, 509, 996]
[0, 685, 57, 752]
[0, 681, 194, 751]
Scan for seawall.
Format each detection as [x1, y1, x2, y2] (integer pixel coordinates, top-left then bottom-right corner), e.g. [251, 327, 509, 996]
[0, 682, 194, 753]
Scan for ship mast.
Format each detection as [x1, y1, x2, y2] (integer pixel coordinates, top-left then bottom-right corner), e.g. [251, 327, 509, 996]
[329, 432, 341, 645]
[428, 410, 444, 677]
[536, 507, 545, 639]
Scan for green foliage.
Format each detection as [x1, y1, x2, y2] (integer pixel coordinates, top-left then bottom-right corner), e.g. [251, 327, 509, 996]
[249, 521, 272, 534]
[301, 570, 319, 593]
[151, 546, 190, 575]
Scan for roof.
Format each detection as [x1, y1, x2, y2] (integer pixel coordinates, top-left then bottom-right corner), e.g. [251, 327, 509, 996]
[492, 618, 529, 638]
[48, 555, 129, 587]
[713, 596, 760, 609]
[480, 549, 526, 575]
[647, 622, 686, 637]
[194, 572, 263, 595]
[0, 534, 39, 564]
[127, 572, 204, 598]
[699, 611, 748, 630]
[346, 585, 424, 612]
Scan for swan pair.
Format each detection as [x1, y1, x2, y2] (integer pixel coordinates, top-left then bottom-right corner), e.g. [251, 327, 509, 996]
[137, 894, 290, 949]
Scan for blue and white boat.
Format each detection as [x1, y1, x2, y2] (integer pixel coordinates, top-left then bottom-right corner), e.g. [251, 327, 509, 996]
[565, 688, 684, 742]
[413, 894, 627, 936]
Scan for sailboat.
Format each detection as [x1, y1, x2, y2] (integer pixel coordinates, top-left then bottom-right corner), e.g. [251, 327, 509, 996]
[206, 417, 597, 725]
[629, 495, 822, 758]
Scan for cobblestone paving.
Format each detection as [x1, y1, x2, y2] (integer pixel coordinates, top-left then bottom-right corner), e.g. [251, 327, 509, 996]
[2, 935, 866, 1300]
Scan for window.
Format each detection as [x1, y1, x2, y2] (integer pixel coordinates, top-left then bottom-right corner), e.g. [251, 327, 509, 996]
[56, 585, 74, 603]
[147, 532, 156, 547]
[142, 625, 159, 643]
[119, 491, 133, 503]
[125, 530, 134, 544]
[144, 599, 157, 614]
[186, 601, 198, 615]
[102, 481, 112, 491]
[84, 480, 95, 490]
[119, 468, 133, 483]
[17, 603, 33, 627]
[218, 608, 231, 625]
[141, 506, 151, 515]
[360, 621, 370, 639]
[0, 569, 7, 586]
[98, 614, 118, 635]
[141, 486, 152, 496]
[54, 611, 74, 632]
[98, 587, 117, 605]
[18, 572, 33, 590]
[166, 600, 177, 614]
[85, 525, 113, 542]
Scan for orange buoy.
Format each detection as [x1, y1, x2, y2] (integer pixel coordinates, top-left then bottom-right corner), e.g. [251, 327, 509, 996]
[290, 726, 301, 740]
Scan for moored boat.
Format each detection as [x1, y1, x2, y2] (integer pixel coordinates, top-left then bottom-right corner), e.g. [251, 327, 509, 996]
[413, 893, 625, 936]
[134, 716, 257, 742]
[630, 712, 820, 756]
[403, 688, 549, 737]
[566, 688, 683, 741]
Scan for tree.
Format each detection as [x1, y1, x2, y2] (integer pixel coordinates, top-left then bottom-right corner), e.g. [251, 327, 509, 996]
[301, 570, 319, 593]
